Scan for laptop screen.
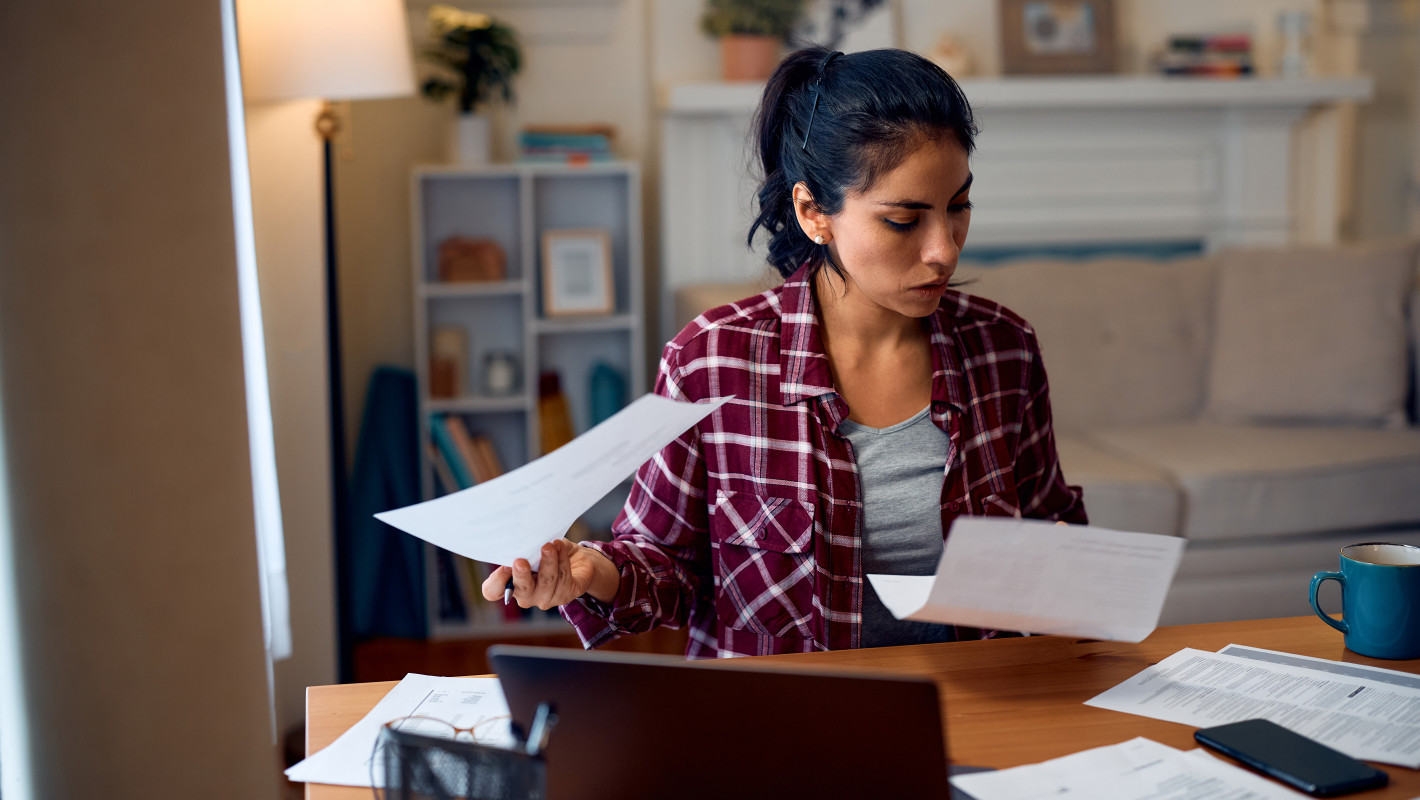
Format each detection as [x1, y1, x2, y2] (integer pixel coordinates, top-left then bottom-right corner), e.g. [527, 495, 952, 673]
[489, 645, 951, 800]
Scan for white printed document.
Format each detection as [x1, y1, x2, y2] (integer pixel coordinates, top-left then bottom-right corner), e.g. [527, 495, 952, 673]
[377, 394, 730, 569]
[285, 673, 514, 789]
[1085, 648, 1420, 768]
[866, 518, 1184, 642]
[1220, 644, 1420, 691]
[950, 737, 1310, 800]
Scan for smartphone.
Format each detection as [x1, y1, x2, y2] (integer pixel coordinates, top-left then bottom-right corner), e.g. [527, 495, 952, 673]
[1194, 719, 1388, 797]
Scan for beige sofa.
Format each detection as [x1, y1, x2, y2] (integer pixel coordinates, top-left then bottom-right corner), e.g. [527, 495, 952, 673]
[673, 240, 1420, 625]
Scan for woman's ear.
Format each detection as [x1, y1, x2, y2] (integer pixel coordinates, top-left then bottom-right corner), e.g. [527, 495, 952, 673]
[792, 182, 831, 245]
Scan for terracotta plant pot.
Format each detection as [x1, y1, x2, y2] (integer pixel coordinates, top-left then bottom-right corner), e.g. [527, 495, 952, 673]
[719, 34, 780, 82]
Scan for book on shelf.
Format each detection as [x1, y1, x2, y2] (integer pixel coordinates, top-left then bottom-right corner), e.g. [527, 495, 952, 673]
[472, 433, 504, 480]
[442, 415, 488, 484]
[428, 443, 463, 496]
[429, 414, 475, 489]
[1156, 31, 1254, 77]
[517, 124, 616, 165]
[440, 415, 508, 487]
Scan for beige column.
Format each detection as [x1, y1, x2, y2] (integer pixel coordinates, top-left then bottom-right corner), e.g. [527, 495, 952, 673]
[1324, 0, 1420, 241]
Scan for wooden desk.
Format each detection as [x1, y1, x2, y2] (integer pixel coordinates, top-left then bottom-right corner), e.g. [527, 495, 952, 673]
[306, 616, 1420, 799]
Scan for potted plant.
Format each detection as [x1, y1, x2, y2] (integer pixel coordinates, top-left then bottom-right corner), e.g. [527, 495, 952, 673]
[420, 5, 522, 164]
[700, 0, 808, 81]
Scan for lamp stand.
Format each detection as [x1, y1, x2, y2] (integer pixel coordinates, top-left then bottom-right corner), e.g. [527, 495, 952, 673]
[317, 101, 354, 683]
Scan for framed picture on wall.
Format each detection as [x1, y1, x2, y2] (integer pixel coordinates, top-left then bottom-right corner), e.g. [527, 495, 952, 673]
[1000, 0, 1117, 75]
[541, 229, 614, 316]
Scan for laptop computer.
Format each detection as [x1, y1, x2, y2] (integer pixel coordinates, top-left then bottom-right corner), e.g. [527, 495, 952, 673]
[488, 645, 955, 800]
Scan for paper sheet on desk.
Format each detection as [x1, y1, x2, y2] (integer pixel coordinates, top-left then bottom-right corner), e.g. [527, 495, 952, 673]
[285, 673, 514, 789]
[1086, 647, 1420, 768]
[950, 737, 1311, 800]
[867, 518, 1184, 642]
[376, 394, 731, 570]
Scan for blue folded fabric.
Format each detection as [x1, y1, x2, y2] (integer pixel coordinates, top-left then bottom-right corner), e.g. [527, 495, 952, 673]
[348, 366, 427, 639]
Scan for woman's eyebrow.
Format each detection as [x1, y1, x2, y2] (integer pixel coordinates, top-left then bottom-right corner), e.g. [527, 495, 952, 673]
[874, 173, 974, 209]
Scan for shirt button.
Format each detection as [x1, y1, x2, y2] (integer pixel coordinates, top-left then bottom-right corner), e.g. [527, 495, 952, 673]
[946, 500, 962, 512]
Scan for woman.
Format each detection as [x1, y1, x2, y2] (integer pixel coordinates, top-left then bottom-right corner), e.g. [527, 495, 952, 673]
[483, 47, 1087, 657]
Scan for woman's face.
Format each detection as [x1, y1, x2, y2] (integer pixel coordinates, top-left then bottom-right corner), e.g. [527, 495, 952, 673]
[816, 135, 973, 320]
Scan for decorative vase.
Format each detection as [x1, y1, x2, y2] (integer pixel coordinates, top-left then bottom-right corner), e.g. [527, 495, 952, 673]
[450, 112, 491, 165]
[588, 362, 626, 427]
[719, 35, 780, 82]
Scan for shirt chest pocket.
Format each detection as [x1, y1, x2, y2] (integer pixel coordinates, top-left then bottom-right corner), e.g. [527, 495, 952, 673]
[978, 491, 1022, 517]
[710, 491, 816, 640]
[957, 472, 1022, 518]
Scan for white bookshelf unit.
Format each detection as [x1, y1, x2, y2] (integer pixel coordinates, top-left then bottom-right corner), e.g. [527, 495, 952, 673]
[411, 161, 646, 638]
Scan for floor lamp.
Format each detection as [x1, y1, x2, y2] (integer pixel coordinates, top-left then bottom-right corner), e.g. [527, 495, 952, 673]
[237, 0, 415, 682]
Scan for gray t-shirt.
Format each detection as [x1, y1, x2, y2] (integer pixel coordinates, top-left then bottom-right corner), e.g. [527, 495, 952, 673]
[841, 406, 955, 649]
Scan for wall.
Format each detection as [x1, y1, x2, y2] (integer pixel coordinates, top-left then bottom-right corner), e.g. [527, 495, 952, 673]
[0, 0, 280, 797]
[1333, 0, 1420, 239]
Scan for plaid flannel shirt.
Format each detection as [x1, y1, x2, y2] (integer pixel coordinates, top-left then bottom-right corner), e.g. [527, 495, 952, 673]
[562, 264, 1087, 658]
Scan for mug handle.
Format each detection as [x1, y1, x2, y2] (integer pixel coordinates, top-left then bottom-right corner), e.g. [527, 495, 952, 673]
[1309, 571, 1349, 634]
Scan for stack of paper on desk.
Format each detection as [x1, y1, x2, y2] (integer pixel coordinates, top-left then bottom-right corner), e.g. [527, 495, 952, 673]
[1087, 644, 1420, 768]
[868, 518, 1185, 643]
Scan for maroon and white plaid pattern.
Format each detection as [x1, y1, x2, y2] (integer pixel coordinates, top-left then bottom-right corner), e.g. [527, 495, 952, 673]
[562, 264, 1087, 658]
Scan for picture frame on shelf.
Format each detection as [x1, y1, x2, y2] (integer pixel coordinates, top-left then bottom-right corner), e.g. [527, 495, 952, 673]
[541, 228, 614, 317]
[999, 0, 1116, 75]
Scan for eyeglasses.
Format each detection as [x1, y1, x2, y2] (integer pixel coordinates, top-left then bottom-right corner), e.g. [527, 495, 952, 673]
[381, 714, 513, 743]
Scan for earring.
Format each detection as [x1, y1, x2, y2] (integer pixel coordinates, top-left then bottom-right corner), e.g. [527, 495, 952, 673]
[814, 235, 825, 245]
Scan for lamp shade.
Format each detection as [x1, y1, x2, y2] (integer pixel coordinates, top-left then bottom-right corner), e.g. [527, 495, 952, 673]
[238, 0, 416, 103]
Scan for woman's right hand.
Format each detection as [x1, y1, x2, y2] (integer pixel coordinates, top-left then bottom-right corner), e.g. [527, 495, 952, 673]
[481, 538, 620, 609]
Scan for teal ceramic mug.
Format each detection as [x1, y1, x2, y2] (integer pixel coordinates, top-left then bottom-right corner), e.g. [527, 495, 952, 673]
[1309, 543, 1420, 660]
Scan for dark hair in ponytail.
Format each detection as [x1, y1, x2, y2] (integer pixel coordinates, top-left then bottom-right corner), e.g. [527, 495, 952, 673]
[748, 47, 978, 280]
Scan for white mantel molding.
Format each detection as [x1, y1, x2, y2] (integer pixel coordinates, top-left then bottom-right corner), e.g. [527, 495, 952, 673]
[662, 75, 1374, 114]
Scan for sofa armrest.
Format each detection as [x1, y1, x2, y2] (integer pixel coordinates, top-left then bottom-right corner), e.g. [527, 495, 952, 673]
[672, 280, 777, 335]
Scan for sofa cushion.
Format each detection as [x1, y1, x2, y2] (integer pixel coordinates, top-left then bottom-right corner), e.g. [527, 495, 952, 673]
[1204, 240, 1420, 426]
[1055, 433, 1180, 536]
[1087, 422, 1420, 542]
[956, 257, 1214, 431]
[1162, 526, 1420, 624]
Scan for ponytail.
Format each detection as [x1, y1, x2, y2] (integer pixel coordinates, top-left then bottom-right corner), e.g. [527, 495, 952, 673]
[748, 48, 833, 280]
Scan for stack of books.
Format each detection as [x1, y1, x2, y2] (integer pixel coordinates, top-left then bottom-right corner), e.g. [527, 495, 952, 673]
[517, 124, 616, 165]
[1156, 32, 1254, 77]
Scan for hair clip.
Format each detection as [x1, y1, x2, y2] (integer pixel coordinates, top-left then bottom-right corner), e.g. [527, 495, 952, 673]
[801, 51, 844, 151]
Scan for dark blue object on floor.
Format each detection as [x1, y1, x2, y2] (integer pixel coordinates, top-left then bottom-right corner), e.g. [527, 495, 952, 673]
[348, 366, 427, 640]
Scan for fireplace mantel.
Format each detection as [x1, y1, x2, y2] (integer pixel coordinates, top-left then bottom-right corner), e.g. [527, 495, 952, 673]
[664, 75, 1371, 113]
[658, 75, 1373, 340]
